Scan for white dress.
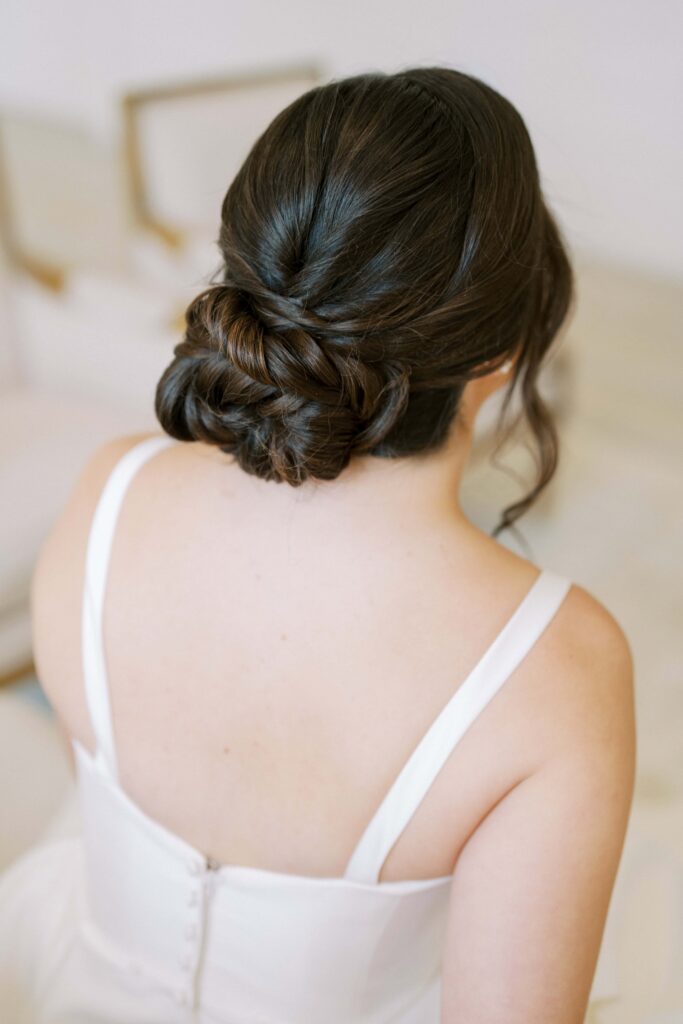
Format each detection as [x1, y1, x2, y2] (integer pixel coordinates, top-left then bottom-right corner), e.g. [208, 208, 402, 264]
[0, 436, 619, 1023]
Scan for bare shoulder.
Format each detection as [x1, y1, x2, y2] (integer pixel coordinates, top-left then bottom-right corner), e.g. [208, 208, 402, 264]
[561, 580, 634, 671]
[34, 431, 163, 560]
[464, 530, 635, 756]
[555, 581, 635, 742]
[518, 576, 636, 772]
[440, 578, 637, 1022]
[30, 431, 163, 728]
[481, 533, 635, 730]
[446, 524, 637, 790]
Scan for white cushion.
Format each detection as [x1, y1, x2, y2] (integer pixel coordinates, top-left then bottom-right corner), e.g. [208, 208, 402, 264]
[9, 270, 179, 412]
[0, 690, 73, 872]
[0, 386, 140, 619]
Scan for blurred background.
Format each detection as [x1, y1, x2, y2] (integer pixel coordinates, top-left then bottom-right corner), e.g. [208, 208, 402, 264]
[0, 3, 681, 1022]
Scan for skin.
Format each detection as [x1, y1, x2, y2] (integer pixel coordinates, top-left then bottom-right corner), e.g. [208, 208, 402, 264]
[31, 361, 636, 1023]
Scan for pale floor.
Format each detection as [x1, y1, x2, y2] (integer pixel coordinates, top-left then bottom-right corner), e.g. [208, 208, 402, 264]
[1, 257, 681, 1022]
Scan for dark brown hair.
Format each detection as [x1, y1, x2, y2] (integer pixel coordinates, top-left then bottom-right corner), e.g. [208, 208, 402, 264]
[155, 66, 574, 537]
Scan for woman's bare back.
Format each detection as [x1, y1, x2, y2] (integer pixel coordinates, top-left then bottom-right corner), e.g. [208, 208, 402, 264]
[34, 434, 622, 885]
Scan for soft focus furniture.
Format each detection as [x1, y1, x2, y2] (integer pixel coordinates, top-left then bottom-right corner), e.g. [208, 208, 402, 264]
[0, 230, 220, 682]
[0, 64, 324, 683]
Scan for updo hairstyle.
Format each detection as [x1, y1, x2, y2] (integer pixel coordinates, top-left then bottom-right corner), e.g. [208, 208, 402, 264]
[155, 66, 574, 537]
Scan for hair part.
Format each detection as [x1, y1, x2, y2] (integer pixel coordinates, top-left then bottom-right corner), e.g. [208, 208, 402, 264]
[155, 65, 575, 537]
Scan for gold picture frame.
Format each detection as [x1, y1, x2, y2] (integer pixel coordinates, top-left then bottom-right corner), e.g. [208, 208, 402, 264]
[120, 62, 322, 250]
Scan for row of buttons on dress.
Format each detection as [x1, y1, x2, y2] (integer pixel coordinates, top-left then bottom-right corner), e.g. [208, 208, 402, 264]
[169, 854, 221, 1009]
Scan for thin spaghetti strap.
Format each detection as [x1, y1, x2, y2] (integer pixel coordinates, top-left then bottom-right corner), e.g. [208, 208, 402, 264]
[81, 435, 179, 781]
[343, 569, 573, 885]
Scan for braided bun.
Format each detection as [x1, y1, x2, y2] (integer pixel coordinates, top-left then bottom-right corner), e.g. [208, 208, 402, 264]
[155, 285, 413, 485]
[155, 66, 574, 535]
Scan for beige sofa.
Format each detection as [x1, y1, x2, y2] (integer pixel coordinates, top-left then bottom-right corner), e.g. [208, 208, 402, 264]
[0, 232, 218, 682]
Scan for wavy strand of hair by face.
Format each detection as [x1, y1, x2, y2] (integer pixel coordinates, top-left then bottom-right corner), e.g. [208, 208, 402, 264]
[155, 65, 575, 537]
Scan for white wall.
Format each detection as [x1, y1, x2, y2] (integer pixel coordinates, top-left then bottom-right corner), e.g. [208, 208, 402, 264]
[2, 0, 681, 279]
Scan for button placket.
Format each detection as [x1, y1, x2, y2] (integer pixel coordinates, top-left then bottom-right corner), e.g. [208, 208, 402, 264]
[174, 854, 221, 1013]
[175, 854, 210, 1009]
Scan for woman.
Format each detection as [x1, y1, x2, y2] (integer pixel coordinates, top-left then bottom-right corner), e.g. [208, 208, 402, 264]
[1, 66, 635, 1023]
